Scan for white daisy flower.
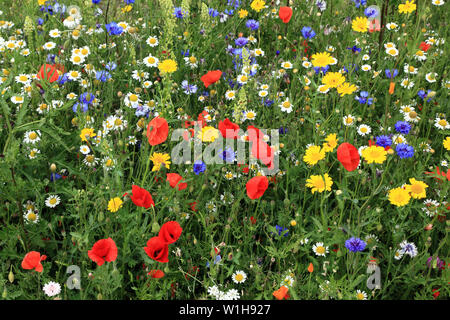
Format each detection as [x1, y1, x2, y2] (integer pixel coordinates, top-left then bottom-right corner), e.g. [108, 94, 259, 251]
[279, 98, 293, 113]
[48, 29, 61, 38]
[45, 195, 61, 208]
[143, 54, 159, 68]
[312, 242, 329, 257]
[146, 36, 159, 47]
[357, 124, 371, 136]
[43, 42, 56, 50]
[24, 210, 39, 224]
[23, 130, 41, 144]
[225, 90, 236, 100]
[80, 145, 90, 155]
[232, 270, 247, 284]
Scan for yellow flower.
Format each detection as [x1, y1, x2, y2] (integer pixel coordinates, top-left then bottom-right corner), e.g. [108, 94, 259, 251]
[108, 197, 123, 213]
[80, 128, 96, 142]
[405, 178, 428, 199]
[443, 137, 450, 151]
[306, 173, 333, 194]
[150, 152, 171, 171]
[122, 5, 132, 13]
[250, 0, 266, 12]
[362, 146, 387, 164]
[198, 126, 219, 142]
[311, 52, 334, 68]
[303, 145, 326, 166]
[322, 72, 345, 88]
[238, 9, 249, 18]
[158, 59, 178, 74]
[398, 0, 416, 14]
[38, 0, 47, 5]
[352, 16, 369, 33]
[337, 82, 357, 96]
[322, 133, 338, 153]
[388, 187, 411, 207]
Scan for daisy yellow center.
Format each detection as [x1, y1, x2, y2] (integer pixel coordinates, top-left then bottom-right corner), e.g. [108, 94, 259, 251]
[29, 132, 37, 140]
[130, 94, 138, 102]
[346, 117, 354, 124]
[282, 101, 291, 108]
[409, 66, 415, 72]
[81, 48, 89, 55]
[150, 38, 156, 44]
[356, 293, 365, 300]
[360, 127, 368, 133]
[316, 246, 325, 254]
[438, 119, 448, 126]
[235, 274, 244, 282]
[49, 198, 57, 205]
[241, 75, 248, 82]
[74, 56, 81, 63]
[27, 212, 37, 221]
[388, 48, 397, 55]
[19, 75, 28, 81]
[148, 57, 155, 64]
[86, 155, 95, 162]
[114, 118, 123, 126]
[105, 159, 113, 167]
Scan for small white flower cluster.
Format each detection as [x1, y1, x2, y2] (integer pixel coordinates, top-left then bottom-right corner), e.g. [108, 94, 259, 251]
[207, 285, 240, 300]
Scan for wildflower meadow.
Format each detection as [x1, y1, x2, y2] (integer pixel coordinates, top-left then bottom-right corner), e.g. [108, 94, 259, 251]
[0, 0, 449, 302]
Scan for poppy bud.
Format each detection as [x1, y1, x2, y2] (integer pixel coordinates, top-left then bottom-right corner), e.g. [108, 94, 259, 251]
[8, 270, 14, 283]
[151, 221, 160, 233]
[2, 288, 6, 299]
[50, 163, 56, 172]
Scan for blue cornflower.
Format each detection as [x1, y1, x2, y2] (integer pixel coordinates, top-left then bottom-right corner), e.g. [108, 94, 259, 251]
[418, 89, 433, 102]
[364, 7, 378, 18]
[246, 19, 259, 31]
[37, 18, 44, 25]
[355, 91, 373, 105]
[396, 143, 414, 159]
[206, 254, 221, 267]
[105, 62, 117, 71]
[275, 225, 289, 237]
[227, 0, 240, 8]
[173, 7, 187, 19]
[313, 65, 330, 74]
[385, 69, 398, 79]
[46, 54, 56, 64]
[279, 127, 288, 134]
[50, 173, 62, 182]
[395, 121, 411, 135]
[92, 0, 101, 4]
[347, 45, 362, 53]
[235, 37, 248, 47]
[208, 8, 219, 17]
[181, 49, 190, 57]
[376, 135, 392, 148]
[135, 105, 150, 117]
[219, 147, 236, 163]
[57, 73, 71, 85]
[352, 0, 367, 8]
[124, 0, 135, 4]
[301, 26, 316, 39]
[264, 99, 274, 107]
[181, 80, 198, 95]
[345, 237, 366, 252]
[105, 22, 123, 35]
[193, 160, 206, 175]
[96, 70, 111, 82]
[80, 92, 95, 105]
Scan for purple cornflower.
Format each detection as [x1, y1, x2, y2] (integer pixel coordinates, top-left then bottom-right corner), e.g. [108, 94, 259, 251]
[235, 37, 248, 47]
[394, 121, 412, 135]
[385, 69, 398, 79]
[396, 143, 414, 159]
[173, 7, 187, 19]
[193, 160, 206, 175]
[219, 147, 236, 163]
[376, 135, 392, 148]
[302, 26, 316, 39]
[275, 225, 289, 237]
[105, 22, 123, 35]
[245, 19, 259, 31]
[426, 256, 445, 270]
[345, 237, 366, 252]
[355, 91, 373, 105]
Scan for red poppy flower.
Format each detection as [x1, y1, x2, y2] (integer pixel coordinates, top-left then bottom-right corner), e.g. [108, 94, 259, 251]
[158, 221, 183, 244]
[88, 238, 118, 266]
[273, 286, 289, 300]
[144, 236, 169, 263]
[148, 269, 165, 278]
[250, 216, 256, 224]
[219, 118, 240, 139]
[246, 176, 269, 199]
[425, 167, 450, 182]
[37, 64, 59, 83]
[201, 70, 222, 88]
[147, 116, 169, 146]
[247, 125, 264, 142]
[251, 139, 274, 168]
[166, 173, 187, 190]
[278, 6, 293, 23]
[189, 201, 198, 212]
[22, 251, 46, 272]
[369, 19, 381, 32]
[126, 185, 155, 208]
[419, 41, 431, 52]
[337, 143, 360, 172]
[197, 111, 209, 128]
